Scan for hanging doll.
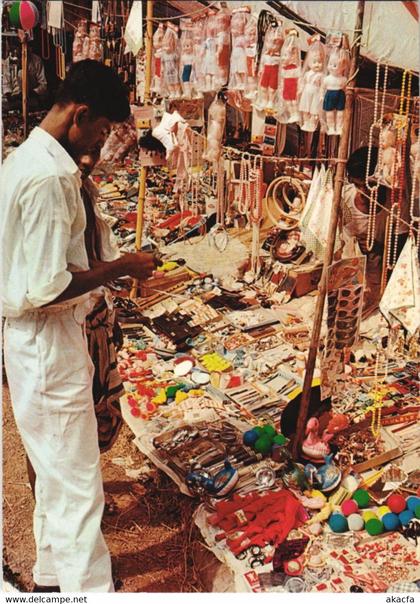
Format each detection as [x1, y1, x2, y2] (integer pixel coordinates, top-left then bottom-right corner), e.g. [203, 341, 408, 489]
[179, 19, 195, 99]
[321, 47, 350, 135]
[202, 9, 219, 93]
[72, 20, 88, 62]
[244, 13, 258, 100]
[203, 96, 226, 163]
[375, 123, 400, 186]
[191, 16, 206, 97]
[228, 7, 250, 91]
[299, 36, 325, 131]
[161, 22, 182, 99]
[214, 7, 231, 91]
[278, 29, 301, 124]
[151, 24, 165, 94]
[254, 23, 283, 111]
[88, 23, 103, 62]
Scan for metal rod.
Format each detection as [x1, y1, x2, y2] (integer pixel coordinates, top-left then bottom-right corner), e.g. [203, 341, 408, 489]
[130, 0, 154, 299]
[292, 0, 367, 459]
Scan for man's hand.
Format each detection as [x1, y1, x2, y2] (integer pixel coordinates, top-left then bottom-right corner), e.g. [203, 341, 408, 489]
[118, 252, 157, 282]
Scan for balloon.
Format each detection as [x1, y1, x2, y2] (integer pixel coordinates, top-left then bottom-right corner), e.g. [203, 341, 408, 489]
[9, 1, 39, 31]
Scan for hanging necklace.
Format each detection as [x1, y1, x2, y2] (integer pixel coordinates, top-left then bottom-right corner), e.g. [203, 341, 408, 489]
[238, 154, 251, 216]
[367, 344, 389, 439]
[366, 63, 388, 252]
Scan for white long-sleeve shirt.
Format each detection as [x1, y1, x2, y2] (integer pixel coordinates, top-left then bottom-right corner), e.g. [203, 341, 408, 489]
[1, 127, 90, 318]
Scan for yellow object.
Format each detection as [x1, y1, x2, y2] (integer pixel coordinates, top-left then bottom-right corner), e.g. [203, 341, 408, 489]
[328, 487, 349, 506]
[200, 353, 231, 372]
[307, 503, 334, 525]
[152, 390, 167, 405]
[377, 505, 391, 519]
[309, 490, 327, 502]
[362, 511, 377, 522]
[175, 391, 188, 404]
[157, 261, 179, 272]
[288, 378, 321, 402]
[188, 389, 204, 396]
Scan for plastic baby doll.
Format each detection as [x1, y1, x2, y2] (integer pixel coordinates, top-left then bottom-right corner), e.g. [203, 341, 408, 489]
[202, 9, 219, 93]
[244, 13, 258, 100]
[255, 24, 283, 111]
[203, 97, 226, 163]
[299, 37, 325, 131]
[72, 20, 88, 62]
[229, 7, 250, 91]
[88, 23, 103, 62]
[152, 24, 165, 93]
[161, 23, 182, 99]
[376, 125, 399, 185]
[279, 29, 301, 124]
[191, 16, 206, 97]
[322, 47, 350, 135]
[179, 22, 195, 99]
[214, 7, 231, 90]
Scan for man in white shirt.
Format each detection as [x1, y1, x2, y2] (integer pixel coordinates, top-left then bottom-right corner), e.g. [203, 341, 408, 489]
[1, 60, 156, 593]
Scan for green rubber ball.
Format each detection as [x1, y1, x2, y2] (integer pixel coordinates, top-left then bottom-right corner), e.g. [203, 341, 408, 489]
[262, 424, 277, 438]
[253, 426, 265, 437]
[352, 488, 370, 508]
[366, 518, 384, 536]
[415, 504, 420, 519]
[254, 435, 273, 455]
[273, 434, 287, 446]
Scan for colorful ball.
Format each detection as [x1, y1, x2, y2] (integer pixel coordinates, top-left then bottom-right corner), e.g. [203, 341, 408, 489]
[341, 499, 359, 516]
[362, 510, 377, 523]
[386, 494, 407, 514]
[273, 434, 287, 446]
[399, 510, 414, 526]
[254, 435, 272, 455]
[415, 505, 420, 519]
[377, 505, 391, 519]
[382, 512, 400, 531]
[353, 488, 370, 508]
[365, 518, 384, 536]
[243, 428, 260, 447]
[9, 1, 39, 30]
[348, 513, 364, 531]
[262, 424, 276, 438]
[406, 496, 420, 512]
[329, 513, 348, 533]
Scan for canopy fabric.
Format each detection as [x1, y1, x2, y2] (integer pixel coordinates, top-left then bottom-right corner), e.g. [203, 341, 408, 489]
[278, 1, 419, 72]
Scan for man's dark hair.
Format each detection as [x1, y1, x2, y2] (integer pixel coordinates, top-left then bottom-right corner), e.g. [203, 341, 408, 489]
[55, 59, 130, 122]
[347, 146, 379, 180]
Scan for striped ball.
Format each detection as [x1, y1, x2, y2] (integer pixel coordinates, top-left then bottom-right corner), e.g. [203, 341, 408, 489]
[9, 1, 39, 30]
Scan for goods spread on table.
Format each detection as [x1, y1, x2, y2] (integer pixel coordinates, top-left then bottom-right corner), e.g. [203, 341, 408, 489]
[4, 0, 420, 594]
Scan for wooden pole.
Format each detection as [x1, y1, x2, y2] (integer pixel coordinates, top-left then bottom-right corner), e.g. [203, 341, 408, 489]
[130, 0, 154, 299]
[291, 0, 366, 458]
[21, 35, 28, 139]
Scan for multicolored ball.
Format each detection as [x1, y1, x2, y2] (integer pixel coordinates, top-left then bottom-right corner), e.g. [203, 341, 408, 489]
[352, 488, 370, 508]
[382, 512, 400, 531]
[398, 510, 414, 526]
[348, 513, 364, 531]
[9, 1, 39, 30]
[341, 499, 358, 516]
[386, 494, 407, 514]
[406, 496, 420, 512]
[365, 518, 384, 536]
[329, 513, 348, 533]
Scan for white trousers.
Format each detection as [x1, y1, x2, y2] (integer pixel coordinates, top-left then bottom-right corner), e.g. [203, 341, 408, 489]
[4, 303, 114, 592]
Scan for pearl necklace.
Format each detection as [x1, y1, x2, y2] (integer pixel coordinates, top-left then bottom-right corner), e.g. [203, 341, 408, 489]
[409, 136, 420, 250]
[366, 63, 388, 252]
[368, 340, 389, 440]
[238, 155, 252, 216]
[386, 70, 412, 271]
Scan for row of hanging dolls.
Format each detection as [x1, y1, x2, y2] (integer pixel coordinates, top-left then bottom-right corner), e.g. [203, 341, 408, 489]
[152, 7, 351, 136]
[72, 19, 103, 63]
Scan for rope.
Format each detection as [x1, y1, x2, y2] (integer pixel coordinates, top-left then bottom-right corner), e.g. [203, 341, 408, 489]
[149, 1, 218, 22]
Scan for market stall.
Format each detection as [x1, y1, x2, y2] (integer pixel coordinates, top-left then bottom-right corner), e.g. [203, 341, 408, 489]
[2, 0, 419, 594]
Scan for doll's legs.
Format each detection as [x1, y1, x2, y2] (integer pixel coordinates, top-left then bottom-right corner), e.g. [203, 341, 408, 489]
[325, 110, 336, 134]
[205, 74, 214, 92]
[182, 81, 192, 99]
[335, 110, 344, 135]
[287, 101, 300, 123]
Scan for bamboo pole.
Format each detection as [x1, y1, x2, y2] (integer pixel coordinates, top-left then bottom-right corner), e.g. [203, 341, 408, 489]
[130, 0, 154, 299]
[21, 35, 28, 139]
[291, 0, 366, 458]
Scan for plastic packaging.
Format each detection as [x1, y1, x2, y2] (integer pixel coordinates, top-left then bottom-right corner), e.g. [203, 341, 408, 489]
[179, 18, 195, 99]
[228, 7, 250, 91]
[161, 23, 182, 99]
[72, 20, 88, 62]
[254, 21, 283, 111]
[151, 23, 165, 94]
[214, 7, 231, 90]
[191, 16, 206, 97]
[299, 36, 326, 131]
[88, 23, 103, 61]
[278, 29, 301, 124]
[244, 13, 258, 100]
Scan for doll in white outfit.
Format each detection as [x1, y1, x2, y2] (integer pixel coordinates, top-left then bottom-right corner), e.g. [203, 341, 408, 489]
[162, 23, 182, 99]
[151, 24, 165, 93]
[244, 13, 258, 100]
[299, 37, 325, 131]
[229, 7, 250, 91]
